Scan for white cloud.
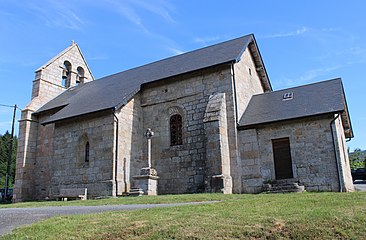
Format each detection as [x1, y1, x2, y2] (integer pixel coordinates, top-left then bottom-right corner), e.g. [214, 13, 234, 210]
[21, 1, 84, 30]
[131, 0, 175, 23]
[166, 47, 185, 55]
[320, 27, 340, 32]
[107, 0, 143, 27]
[105, 0, 175, 32]
[276, 66, 341, 88]
[194, 36, 225, 47]
[348, 46, 366, 56]
[297, 66, 340, 82]
[263, 27, 309, 39]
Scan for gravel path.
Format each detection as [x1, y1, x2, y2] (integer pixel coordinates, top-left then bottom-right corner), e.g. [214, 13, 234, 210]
[0, 202, 212, 237]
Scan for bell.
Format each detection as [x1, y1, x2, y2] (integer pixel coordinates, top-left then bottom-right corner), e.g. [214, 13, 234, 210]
[62, 68, 68, 79]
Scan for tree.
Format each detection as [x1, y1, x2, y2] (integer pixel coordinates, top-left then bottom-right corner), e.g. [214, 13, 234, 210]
[349, 148, 366, 170]
[0, 131, 17, 188]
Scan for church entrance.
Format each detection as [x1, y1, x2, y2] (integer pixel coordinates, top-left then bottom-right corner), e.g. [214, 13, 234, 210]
[272, 138, 293, 180]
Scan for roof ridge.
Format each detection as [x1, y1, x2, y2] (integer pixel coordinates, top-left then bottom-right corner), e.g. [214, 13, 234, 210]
[97, 34, 253, 81]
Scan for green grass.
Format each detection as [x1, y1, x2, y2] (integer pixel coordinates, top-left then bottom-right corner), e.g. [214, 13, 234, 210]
[2, 192, 366, 239]
[0, 193, 240, 208]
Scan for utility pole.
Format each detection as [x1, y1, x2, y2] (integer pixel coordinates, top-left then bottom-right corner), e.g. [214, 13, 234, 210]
[4, 104, 16, 201]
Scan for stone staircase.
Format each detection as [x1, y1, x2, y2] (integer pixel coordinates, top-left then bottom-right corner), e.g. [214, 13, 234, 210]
[262, 178, 305, 193]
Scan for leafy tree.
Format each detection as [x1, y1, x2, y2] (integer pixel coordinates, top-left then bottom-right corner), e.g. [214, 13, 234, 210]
[0, 131, 17, 188]
[349, 148, 366, 170]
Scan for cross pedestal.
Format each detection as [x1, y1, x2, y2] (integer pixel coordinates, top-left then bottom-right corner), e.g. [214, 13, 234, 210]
[133, 168, 159, 195]
[131, 128, 159, 196]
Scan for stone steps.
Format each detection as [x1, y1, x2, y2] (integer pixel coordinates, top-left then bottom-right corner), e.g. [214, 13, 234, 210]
[263, 179, 305, 193]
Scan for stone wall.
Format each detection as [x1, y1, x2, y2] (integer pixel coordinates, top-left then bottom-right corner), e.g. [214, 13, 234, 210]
[139, 65, 234, 194]
[49, 111, 115, 198]
[32, 43, 93, 101]
[203, 93, 232, 193]
[32, 114, 55, 200]
[116, 96, 144, 195]
[13, 109, 38, 201]
[234, 48, 265, 119]
[238, 115, 347, 193]
[333, 115, 354, 191]
[230, 49, 266, 192]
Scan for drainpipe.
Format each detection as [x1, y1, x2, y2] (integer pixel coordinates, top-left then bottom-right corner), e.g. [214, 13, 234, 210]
[230, 63, 239, 125]
[113, 109, 119, 196]
[330, 113, 343, 192]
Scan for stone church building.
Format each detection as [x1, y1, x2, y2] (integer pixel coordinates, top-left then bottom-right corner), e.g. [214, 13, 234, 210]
[14, 34, 354, 201]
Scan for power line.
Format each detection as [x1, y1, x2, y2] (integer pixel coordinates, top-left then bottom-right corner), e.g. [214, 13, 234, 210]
[0, 104, 22, 111]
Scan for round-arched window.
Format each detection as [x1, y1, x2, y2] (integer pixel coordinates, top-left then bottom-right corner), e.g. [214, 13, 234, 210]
[170, 114, 182, 146]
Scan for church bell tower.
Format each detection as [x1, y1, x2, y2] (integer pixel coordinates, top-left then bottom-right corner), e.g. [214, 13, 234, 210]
[13, 41, 94, 202]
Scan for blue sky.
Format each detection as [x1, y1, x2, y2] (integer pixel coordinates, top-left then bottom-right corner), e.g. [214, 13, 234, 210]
[0, 0, 365, 150]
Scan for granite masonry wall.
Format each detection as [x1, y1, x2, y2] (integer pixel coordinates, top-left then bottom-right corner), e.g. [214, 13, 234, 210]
[49, 112, 116, 198]
[203, 93, 232, 193]
[139, 65, 234, 194]
[116, 96, 145, 195]
[230, 48, 265, 192]
[32, 43, 93, 101]
[333, 115, 354, 191]
[32, 114, 55, 200]
[238, 114, 352, 193]
[13, 109, 39, 201]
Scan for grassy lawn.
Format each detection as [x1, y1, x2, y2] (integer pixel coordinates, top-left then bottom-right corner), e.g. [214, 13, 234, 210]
[0, 193, 240, 208]
[2, 192, 366, 239]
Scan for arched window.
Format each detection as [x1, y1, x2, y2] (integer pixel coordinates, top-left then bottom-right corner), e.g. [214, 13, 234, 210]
[170, 114, 182, 146]
[76, 66, 85, 85]
[85, 141, 90, 163]
[62, 61, 72, 88]
[77, 133, 90, 166]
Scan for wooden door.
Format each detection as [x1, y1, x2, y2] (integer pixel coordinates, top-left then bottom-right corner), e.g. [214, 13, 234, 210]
[272, 138, 293, 180]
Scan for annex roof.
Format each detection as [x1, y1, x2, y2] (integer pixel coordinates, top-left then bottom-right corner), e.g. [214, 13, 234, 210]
[36, 34, 271, 124]
[238, 78, 353, 138]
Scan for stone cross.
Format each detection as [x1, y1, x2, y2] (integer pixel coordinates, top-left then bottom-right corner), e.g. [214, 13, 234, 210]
[144, 128, 154, 168]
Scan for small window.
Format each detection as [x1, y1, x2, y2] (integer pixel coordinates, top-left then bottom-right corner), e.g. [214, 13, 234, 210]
[282, 92, 294, 101]
[249, 68, 252, 76]
[170, 114, 182, 146]
[78, 133, 90, 166]
[85, 142, 90, 163]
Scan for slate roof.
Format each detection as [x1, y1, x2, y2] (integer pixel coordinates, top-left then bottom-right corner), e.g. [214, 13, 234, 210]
[238, 78, 353, 138]
[37, 34, 269, 124]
